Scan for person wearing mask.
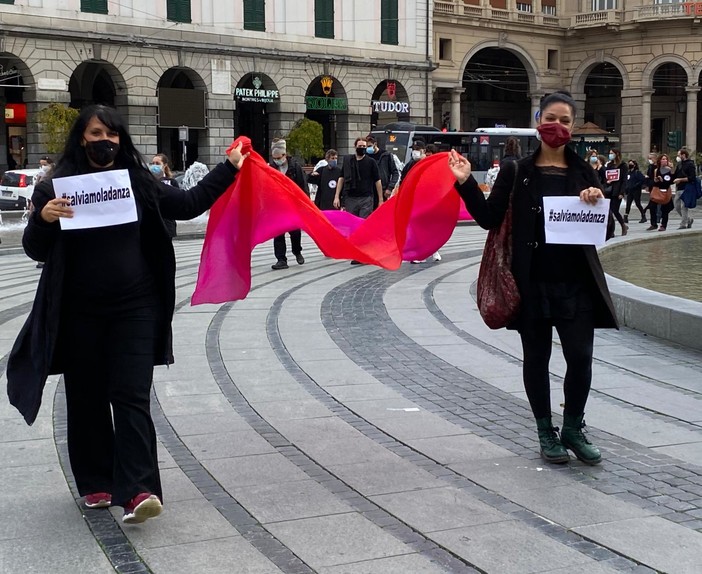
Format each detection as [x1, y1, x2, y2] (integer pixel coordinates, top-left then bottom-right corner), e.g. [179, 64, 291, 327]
[624, 159, 646, 224]
[647, 154, 675, 231]
[643, 152, 658, 224]
[365, 135, 399, 208]
[7, 104, 246, 524]
[149, 153, 179, 237]
[336, 137, 382, 265]
[673, 148, 697, 229]
[270, 139, 307, 270]
[450, 90, 617, 466]
[604, 149, 628, 236]
[308, 149, 342, 211]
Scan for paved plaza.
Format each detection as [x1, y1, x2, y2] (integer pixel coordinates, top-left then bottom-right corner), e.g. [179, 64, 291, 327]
[1, 213, 702, 573]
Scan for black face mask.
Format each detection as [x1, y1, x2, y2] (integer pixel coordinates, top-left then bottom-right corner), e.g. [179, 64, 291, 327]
[356, 147, 366, 156]
[85, 140, 120, 167]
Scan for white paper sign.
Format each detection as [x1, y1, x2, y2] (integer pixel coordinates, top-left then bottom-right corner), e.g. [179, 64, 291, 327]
[52, 170, 137, 230]
[543, 196, 610, 246]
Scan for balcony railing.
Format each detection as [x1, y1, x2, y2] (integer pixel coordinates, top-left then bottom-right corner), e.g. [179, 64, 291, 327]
[571, 10, 622, 28]
[433, 1, 560, 26]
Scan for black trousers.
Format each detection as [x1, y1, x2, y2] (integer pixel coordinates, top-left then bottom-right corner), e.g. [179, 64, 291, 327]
[519, 292, 595, 420]
[625, 189, 646, 218]
[61, 304, 162, 507]
[649, 199, 674, 228]
[273, 230, 302, 262]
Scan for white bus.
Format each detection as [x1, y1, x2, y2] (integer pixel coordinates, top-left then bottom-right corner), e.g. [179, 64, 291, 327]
[369, 123, 539, 185]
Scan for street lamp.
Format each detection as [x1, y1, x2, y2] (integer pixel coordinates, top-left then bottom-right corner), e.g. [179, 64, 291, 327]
[676, 98, 686, 113]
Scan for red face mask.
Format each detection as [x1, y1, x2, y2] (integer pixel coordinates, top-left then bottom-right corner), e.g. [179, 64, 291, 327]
[537, 122, 571, 149]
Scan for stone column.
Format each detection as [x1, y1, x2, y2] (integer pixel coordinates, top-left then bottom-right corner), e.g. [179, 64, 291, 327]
[529, 92, 544, 127]
[620, 88, 641, 159]
[685, 86, 699, 153]
[450, 87, 464, 131]
[641, 90, 653, 157]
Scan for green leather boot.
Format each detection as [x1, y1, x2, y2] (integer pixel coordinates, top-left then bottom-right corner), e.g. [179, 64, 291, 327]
[535, 417, 570, 464]
[560, 413, 601, 465]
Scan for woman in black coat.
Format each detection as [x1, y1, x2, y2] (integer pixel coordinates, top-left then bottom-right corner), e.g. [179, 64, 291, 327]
[449, 91, 618, 466]
[6, 104, 246, 524]
[604, 148, 629, 236]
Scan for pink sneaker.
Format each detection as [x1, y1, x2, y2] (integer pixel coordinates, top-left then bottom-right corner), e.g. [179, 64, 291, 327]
[84, 492, 112, 509]
[122, 493, 162, 524]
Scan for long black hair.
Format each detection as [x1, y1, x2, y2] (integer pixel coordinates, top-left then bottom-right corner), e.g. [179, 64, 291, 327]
[51, 105, 158, 206]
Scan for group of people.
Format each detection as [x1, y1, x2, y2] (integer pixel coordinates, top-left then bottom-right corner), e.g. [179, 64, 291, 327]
[586, 147, 697, 235]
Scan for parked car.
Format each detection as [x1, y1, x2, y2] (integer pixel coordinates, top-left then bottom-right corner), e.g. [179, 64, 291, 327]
[0, 168, 42, 211]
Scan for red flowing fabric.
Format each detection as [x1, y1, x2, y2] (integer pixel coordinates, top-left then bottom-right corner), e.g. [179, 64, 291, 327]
[192, 137, 471, 304]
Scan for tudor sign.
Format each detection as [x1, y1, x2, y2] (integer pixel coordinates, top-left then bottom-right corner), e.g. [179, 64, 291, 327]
[371, 100, 410, 113]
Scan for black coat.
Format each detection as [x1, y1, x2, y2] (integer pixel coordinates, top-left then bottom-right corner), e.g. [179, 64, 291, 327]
[309, 165, 342, 210]
[269, 158, 308, 195]
[7, 161, 238, 425]
[604, 161, 628, 198]
[456, 144, 618, 331]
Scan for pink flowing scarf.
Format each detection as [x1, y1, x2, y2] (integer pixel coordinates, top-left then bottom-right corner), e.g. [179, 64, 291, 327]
[192, 137, 472, 304]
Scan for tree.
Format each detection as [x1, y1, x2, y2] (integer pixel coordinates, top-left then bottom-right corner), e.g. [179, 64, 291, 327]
[286, 118, 324, 164]
[37, 103, 79, 154]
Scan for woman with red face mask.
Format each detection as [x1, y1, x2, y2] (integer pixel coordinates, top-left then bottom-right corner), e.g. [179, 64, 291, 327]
[448, 90, 618, 467]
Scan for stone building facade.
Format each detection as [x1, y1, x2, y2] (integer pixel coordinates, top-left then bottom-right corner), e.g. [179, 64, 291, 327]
[433, 0, 702, 158]
[0, 0, 432, 171]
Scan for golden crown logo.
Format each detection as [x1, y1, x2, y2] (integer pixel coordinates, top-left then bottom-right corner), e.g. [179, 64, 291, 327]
[321, 76, 333, 95]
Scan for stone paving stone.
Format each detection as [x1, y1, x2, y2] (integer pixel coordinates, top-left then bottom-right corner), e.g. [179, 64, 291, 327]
[232, 479, 353, 523]
[601, 384, 702, 423]
[449, 456, 576, 492]
[370, 486, 508, 532]
[117, 498, 239, 550]
[327, 458, 441, 496]
[159, 467, 204, 503]
[574, 516, 702, 573]
[264, 513, 413, 569]
[182, 430, 277, 460]
[204, 453, 311, 489]
[0, 535, 115, 573]
[139, 536, 283, 574]
[653, 441, 702, 468]
[0, 437, 57, 468]
[317, 553, 449, 574]
[165, 412, 253, 436]
[404, 433, 516, 464]
[253, 399, 335, 421]
[156, 393, 232, 416]
[430, 519, 597, 574]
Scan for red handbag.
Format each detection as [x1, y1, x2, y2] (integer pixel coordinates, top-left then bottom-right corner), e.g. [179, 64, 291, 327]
[476, 163, 521, 329]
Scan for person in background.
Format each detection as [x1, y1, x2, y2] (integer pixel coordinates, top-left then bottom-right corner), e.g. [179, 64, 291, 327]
[624, 159, 646, 224]
[501, 136, 522, 164]
[365, 135, 399, 207]
[32, 157, 55, 269]
[643, 152, 658, 225]
[484, 160, 501, 191]
[7, 104, 246, 525]
[647, 153, 675, 231]
[150, 153, 179, 237]
[673, 147, 696, 229]
[604, 148, 628, 236]
[308, 149, 342, 211]
[450, 90, 617, 466]
[270, 139, 307, 270]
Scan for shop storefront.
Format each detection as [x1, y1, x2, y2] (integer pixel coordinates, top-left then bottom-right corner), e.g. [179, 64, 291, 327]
[235, 73, 280, 156]
[370, 80, 411, 130]
[305, 75, 348, 151]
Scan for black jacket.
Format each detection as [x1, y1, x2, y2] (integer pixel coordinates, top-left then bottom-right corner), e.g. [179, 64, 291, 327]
[269, 158, 308, 195]
[370, 149, 399, 191]
[7, 161, 238, 425]
[455, 145, 618, 331]
[604, 161, 628, 198]
[308, 165, 342, 210]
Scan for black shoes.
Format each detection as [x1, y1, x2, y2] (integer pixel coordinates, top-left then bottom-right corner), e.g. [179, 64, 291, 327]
[295, 253, 305, 265]
[271, 260, 288, 270]
[638, 217, 647, 223]
[535, 417, 570, 464]
[350, 260, 363, 265]
[623, 214, 629, 224]
[560, 413, 602, 465]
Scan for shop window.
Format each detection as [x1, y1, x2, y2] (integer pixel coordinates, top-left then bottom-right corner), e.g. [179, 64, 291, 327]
[547, 49, 559, 71]
[243, 0, 265, 32]
[439, 38, 452, 61]
[167, 0, 191, 23]
[315, 0, 334, 39]
[81, 0, 107, 13]
[381, 0, 398, 45]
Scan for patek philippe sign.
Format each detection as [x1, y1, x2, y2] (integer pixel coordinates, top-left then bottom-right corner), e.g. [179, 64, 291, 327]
[371, 100, 410, 113]
[235, 76, 279, 103]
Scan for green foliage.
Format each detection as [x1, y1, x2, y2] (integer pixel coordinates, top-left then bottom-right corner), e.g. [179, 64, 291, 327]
[37, 103, 79, 154]
[286, 118, 324, 164]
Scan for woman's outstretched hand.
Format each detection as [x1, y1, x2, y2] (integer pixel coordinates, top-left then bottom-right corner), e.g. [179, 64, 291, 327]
[579, 187, 604, 205]
[448, 150, 471, 185]
[227, 142, 248, 169]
